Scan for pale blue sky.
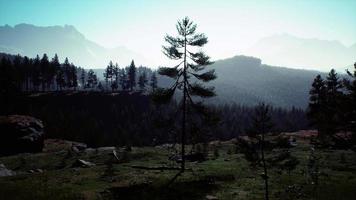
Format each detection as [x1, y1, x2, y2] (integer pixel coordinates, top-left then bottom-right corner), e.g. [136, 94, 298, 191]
[1, 0, 356, 65]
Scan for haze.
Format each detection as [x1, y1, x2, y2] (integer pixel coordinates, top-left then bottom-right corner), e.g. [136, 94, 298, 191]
[1, 0, 355, 70]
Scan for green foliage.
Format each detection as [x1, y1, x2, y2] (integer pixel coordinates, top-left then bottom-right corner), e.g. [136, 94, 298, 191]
[307, 66, 356, 145]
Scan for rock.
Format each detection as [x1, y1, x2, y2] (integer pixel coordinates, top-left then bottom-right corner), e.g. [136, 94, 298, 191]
[0, 115, 45, 156]
[97, 147, 116, 153]
[72, 159, 96, 168]
[35, 169, 43, 173]
[71, 142, 87, 152]
[0, 163, 16, 177]
[206, 195, 218, 200]
[84, 148, 96, 154]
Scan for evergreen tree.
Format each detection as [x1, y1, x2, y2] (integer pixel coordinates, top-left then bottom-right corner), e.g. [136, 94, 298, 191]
[249, 103, 274, 200]
[87, 69, 98, 89]
[150, 72, 158, 91]
[23, 56, 31, 91]
[0, 57, 16, 95]
[63, 57, 71, 89]
[32, 55, 41, 91]
[119, 68, 127, 90]
[80, 68, 86, 89]
[70, 64, 78, 90]
[138, 71, 148, 91]
[56, 64, 65, 91]
[153, 17, 216, 171]
[13, 54, 22, 90]
[112, 63, 119, 91]
[50, 54, 60, 90]
[104, 61, 114, 91]
[307, 75, 327, 137]
[128, 60, 137, 91]
[343, 62, 356, 140]
[325, 69, 343, 136]
[40, 53, 49, 91]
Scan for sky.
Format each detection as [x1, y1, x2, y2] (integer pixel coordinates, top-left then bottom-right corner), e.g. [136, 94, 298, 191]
[1, 0, 356, 67]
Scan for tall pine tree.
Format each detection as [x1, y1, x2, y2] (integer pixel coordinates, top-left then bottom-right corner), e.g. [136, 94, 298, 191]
[128, 60, 137, 91]
[150, 72, 158, 91]
[153, 17, 216, 171]
[344, 62, 356, 141]
[307, 75, 327, 137]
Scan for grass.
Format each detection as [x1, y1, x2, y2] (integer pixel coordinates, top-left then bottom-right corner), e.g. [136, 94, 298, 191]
[1, 138, 356, 200]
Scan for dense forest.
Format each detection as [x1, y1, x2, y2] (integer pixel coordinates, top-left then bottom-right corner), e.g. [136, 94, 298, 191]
[307, 65, 356, 146]
[0, 53, 157, 95]
[0, 53, 308, 147]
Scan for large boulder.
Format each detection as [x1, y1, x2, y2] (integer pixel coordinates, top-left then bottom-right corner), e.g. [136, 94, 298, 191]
[0, 163, 16, 177]
[0, 115, 44, 156]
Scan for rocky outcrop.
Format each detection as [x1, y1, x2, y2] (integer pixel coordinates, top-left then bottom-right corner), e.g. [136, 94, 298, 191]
[0, 163, 16, 177]
[0, 115, 44, 156]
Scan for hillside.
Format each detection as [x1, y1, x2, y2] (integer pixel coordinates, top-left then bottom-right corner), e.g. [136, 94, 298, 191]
[208, 55, 323, 108]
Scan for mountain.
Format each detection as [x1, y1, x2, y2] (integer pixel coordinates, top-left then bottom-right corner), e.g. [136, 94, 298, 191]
[206, 55, 324, 108]
[92, 55, 322, 108]
[0, 24, 148, 68]
[245, 34, 356, 72]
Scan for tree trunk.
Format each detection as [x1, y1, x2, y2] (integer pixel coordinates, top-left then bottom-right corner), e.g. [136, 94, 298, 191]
[181, 31, 187, 172]
[261, 132, 269, 200]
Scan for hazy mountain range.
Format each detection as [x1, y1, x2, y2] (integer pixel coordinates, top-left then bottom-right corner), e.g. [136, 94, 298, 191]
[0, 24, 148, 68]
[1, 23, 350, 108]
[245, 33, 356, 72]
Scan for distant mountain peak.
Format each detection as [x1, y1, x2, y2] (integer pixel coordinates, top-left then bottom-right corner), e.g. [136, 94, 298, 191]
[245, 34, 356, 71]
[0, 23, 148, 68]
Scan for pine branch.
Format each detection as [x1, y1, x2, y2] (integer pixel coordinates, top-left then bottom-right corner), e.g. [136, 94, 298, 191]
[165, 35, 185, 48]
[190, 70, 217, 82]
[162, 46, 183, 60]
[158, 67, 181, 79]
[188, 33, 208, 46]
[189, 51, 213, 66]
[189, 82, 216, 98]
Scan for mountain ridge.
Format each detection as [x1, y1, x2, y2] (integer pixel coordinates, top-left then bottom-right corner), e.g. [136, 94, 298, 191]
[0, 24, 148, 68]
[245, 33, 356, 72]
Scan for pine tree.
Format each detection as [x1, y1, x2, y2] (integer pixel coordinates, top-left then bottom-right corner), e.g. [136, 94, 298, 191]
[50, 54, 60, 91]
[0, 57, 16, 95]
[153, 17, 216, 171]
[150, 72, 158, 91]
[56, 63, 65, 91]
[307, 75, 327, 137]
[138, 71, 148, 91]
[32, 55, 41, 91]
[69, 64, 78, 90]
[325, 69, 343, 136]
[63, 57, 71, 90]
[87, 69, 98, 89]
[80, 68, 86, 89]
[23, 56, 31, 91]
[40, 54, 49, 91]
[104, 61, 114, 91]
[343, 62, 356, 141]
[112, 63, 119, 91]
[128, 60, 137, 91]
[249, 103, 274, 200]
[13, 54, 22, 91]
[119, 68, 127, 91]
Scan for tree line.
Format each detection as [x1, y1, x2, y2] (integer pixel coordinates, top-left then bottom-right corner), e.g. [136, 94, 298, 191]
[308, 64, 356, 145]
[0, 53, 158, 95]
